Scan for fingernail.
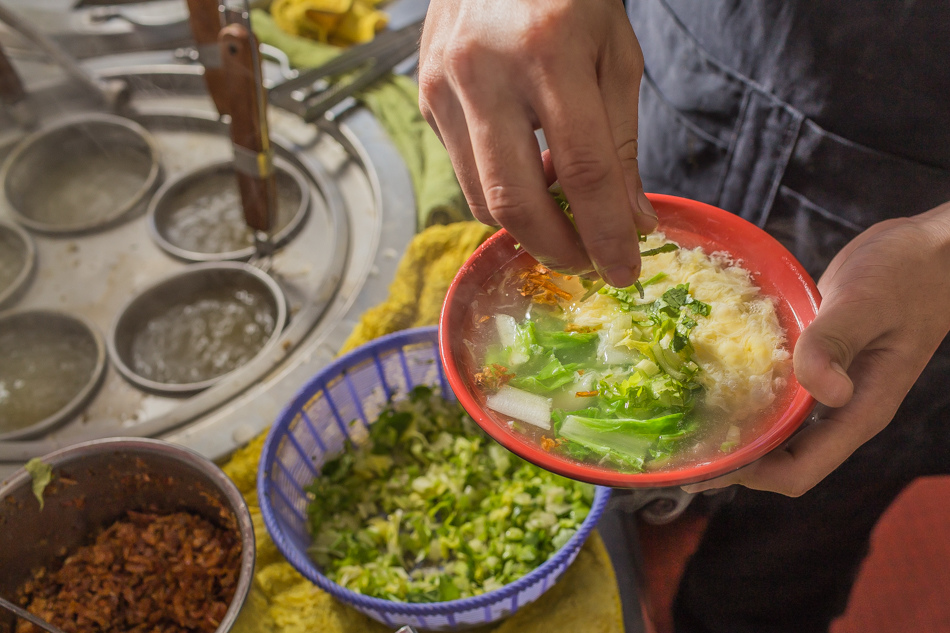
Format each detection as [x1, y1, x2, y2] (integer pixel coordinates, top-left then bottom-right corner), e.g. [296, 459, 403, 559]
[600, 265, 636, 288]
[637, 191, 658, 220]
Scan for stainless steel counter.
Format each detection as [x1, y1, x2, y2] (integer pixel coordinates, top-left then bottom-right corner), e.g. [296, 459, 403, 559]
[0, 47, 417, 475]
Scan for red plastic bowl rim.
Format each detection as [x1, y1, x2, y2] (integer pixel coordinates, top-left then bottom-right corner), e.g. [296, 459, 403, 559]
[439, 193, 820, 488]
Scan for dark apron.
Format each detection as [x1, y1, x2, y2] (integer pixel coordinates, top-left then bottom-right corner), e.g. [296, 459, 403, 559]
[626, 2, 950, 631]
[629, 0, 950, 278]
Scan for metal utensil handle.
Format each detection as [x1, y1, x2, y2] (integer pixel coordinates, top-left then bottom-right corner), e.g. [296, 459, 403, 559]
[268, 18, 422, 121]
[270, 18, 421, 95]
[219, 22, 277, 233]
[184, 0, 231, 116]
[302, 33, 419, 122]
[0, 40, 26, 105]
[0, 595, 69, 633]
[0, 2, 129, 110]
[0, 38, 35, 128]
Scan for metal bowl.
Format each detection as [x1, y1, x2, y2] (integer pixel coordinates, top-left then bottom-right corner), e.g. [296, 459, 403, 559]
[0, 437, 255, 633]
[148, 157, 311, 262]
[0, 220, 35, 309]
[0, 309, 107, 441]
[0, 112, 161, 234]
[108, 262, 288, 395]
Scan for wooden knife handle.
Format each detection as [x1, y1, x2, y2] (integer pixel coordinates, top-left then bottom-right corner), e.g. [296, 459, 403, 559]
[0, 42, 26, 105]
[185, 0, 231, 117]
[219, 22, 277, 233]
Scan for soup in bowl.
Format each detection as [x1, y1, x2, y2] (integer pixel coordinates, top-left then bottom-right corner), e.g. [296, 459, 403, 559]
[440, 194, 820, 488]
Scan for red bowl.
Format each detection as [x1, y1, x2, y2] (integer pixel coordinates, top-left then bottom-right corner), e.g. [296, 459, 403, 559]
[439, 193, 821, 488]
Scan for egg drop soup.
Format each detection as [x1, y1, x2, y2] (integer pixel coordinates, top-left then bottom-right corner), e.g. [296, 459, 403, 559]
[462, 232, 793, 473]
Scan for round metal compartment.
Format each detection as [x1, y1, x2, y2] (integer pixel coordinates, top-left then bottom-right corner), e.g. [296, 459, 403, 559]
[0, 112, 161, 234]
[108, 262, 288, 395]
[0, 220, 35, 308]
[147, 157, 311, 262]
[0, 309, 107, 441]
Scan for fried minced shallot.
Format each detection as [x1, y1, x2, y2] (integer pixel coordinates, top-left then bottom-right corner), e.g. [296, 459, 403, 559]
[14, 511, 242, 633]
[518, 264, 573, 306]
[540, 437, 564, 452]
[473, 363, 514, 392]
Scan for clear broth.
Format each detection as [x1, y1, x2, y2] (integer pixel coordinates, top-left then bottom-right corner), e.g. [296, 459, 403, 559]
[130, 285, 277, 385]
[0, 324, 98, 432]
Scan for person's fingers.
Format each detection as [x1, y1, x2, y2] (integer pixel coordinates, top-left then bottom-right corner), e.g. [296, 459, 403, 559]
[454, 71, 591, 274]
[599, 21, 657, 236]
[792, 287, 889, 408]
[418, 28, 495, 226]
[683, 346, 913, 496]
[422, 94, 496, 226]
[536, 68, 643, 287]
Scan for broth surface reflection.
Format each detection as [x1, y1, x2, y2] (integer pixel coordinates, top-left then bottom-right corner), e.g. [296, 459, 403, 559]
[130, 285, 277, 385]
[0, 324, 99, 431]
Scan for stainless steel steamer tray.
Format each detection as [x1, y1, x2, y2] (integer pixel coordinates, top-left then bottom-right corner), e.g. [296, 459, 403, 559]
[0, 50, 417, 475]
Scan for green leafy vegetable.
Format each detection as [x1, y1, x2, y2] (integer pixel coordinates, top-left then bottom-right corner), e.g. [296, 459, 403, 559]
[640, 243, 680, 257]
[305, 386, 593, 602]
[552, 187, 676, 301]
[24, 458, 53, 510]
[509, 354, 579, 393]
[483, 275, 711, 471]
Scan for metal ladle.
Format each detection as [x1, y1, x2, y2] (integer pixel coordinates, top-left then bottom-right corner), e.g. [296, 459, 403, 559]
[0, 595, 68, 633]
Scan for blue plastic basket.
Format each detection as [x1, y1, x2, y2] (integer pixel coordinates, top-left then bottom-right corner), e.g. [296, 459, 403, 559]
[258, 325, 611, 631]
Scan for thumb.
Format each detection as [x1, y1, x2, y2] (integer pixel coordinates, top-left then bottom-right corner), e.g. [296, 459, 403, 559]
[793, 300, 878, 408]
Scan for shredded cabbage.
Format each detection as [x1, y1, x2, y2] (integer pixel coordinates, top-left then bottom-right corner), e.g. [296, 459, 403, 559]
[305, 385, 594, 602]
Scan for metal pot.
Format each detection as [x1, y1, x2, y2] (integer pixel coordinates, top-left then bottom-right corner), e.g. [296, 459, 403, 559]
[0, 437, 255, 633]
[0, 113, 161, 234]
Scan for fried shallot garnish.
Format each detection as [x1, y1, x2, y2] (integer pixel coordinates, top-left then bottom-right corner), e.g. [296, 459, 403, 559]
[518, 264, 573, 306]
[474, 363, 514, 392]
[540, 436, 564, 452]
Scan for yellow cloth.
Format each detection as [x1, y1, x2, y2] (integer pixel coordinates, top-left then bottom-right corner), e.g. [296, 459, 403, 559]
[339, 222, 495, 353]
[222, 222, 624, 633]
[270, 0, 388, 46]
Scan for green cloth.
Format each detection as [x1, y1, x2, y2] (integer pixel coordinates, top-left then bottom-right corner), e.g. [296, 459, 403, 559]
[252, 9, 471, 229]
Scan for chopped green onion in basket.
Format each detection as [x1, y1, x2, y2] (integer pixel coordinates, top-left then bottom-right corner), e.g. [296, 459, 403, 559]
[305, 385, 595, 602]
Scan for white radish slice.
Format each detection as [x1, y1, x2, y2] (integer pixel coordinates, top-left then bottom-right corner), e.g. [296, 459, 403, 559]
[486, 385, 552, 430]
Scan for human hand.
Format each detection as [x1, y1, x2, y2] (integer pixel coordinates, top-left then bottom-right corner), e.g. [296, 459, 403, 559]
[683, 202, 950, 497]
[418, 0, 658, 288]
